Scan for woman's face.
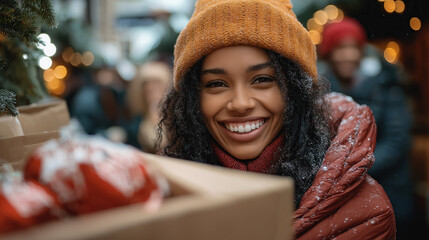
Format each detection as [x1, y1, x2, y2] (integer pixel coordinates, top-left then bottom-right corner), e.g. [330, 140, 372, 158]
[200, 46, 285, 160]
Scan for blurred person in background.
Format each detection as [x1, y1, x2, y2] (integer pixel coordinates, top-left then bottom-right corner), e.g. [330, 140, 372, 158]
[71, 66, 141, 148]
[318, 17, 415, 239]
[71, 67, 119, 136]
[126, 61, 170, 153]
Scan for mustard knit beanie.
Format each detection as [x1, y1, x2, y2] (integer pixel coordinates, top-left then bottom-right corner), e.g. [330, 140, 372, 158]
[173, 0, 317, 89]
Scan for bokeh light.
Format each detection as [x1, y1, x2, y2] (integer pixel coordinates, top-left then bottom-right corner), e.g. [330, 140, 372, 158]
[38, 56, 52, 70]
[395, 0, 405, 13]
[387, 41, 400, 55]
[82, 51, 95, 66]
[54, 65, 67, 79]
[43, 69, 55, 82]
[384, 47, 398, 64]
[410, 17, 421, 31]
[36, 33, 51, 49]
[307, 18, 323, 32]
[384, 0, 396, 13]
[62, 47, 74, 63]
[314, 10, 328, 25]
[43, 43, 57, 57]
[70, 52, 82, 66]
[309, 30, 322, 45]
[334, 9, 344, 23]
[45, 78, 65, 96]
[324, 5, 339, 21]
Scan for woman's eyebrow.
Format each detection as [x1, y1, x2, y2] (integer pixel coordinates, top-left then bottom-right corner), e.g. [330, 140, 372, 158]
[247, 62, 272, 72]
[201, 68, 227, 75]
[201, 62, 272, 75]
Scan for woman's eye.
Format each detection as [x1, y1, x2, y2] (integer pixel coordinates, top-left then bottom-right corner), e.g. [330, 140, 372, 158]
[253, 76, 275, 84]
[204, 80, 227, 88]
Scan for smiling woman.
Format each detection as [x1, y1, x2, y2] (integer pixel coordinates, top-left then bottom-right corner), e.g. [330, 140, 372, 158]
[156, 0, 397, 239]
[200, 46, 285, 160]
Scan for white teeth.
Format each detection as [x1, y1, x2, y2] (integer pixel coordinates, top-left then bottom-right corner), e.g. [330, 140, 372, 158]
[244, 124, 251, 132]
[225, 120, 265, 133]
[238, 125, 244, 133]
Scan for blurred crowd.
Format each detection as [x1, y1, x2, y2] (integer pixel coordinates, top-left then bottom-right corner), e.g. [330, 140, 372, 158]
[65, 59, 171, 153]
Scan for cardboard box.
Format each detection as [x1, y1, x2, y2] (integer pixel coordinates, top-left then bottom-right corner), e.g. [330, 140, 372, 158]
[0, 116, 23, 138]
[16, 99, 70, 135]
[1, 153, 295, 240]
[0, 99, 70, 169]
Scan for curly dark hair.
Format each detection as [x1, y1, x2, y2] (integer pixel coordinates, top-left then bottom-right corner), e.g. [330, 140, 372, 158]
[157, 49, 332, 207]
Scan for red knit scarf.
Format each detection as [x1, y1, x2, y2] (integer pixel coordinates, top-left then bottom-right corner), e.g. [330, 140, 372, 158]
[212, 135, 284, 174]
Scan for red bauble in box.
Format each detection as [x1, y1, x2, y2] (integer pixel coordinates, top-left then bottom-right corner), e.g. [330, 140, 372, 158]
[24, 136, 165, 215]
[0, 180, 62, 233]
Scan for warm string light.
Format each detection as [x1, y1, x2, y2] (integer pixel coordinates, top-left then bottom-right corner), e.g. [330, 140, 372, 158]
[43, 64, 68, 96]
[410, 17, 421, 31]
[324, 5, 339, 21]
[376, 0, 422, 63]
[54, 65, 67, 79]
[39, 40, 95, 96]
[380, 0, 406, 13]
[70, 52, 82, 66]
[82, 52, 95, 66]
[395, 1, 405, 13]
[61, 47, 95, 67]
[307, 18, 323, 33]
[44, 45, 94, 96]
[308, 30, 322, 45]
[310, 2, 421, 64]
[384, 0, 395, 13]
[306, 5, 343, 45]
[384, 41, 400, 64]
[62, 47, 74, 63]
[314, 10, 328, 25]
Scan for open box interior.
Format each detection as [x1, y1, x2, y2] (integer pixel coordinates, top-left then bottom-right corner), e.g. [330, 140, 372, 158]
[1, 153, 294, 240]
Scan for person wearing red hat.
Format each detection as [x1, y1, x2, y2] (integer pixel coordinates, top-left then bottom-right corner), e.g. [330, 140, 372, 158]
[319, 18, 367, 89]
[319, 17, 415, 240]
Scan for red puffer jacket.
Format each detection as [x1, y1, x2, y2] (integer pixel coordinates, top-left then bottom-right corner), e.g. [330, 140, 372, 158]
[293, 93, 396, 240]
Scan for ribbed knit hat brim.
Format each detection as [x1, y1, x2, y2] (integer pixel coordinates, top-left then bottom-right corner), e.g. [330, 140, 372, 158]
[173, 0, 317, 89]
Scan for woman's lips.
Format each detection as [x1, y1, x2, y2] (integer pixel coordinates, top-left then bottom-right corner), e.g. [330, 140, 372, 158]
[220, 119, 267, 142]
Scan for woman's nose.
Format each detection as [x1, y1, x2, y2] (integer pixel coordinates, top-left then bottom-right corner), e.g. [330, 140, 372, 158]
[226, 87, 256, 113]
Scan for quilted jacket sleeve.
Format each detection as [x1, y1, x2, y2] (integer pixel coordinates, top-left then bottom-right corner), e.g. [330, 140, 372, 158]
[295, 176, 396, 240]
[332, 176, 396, 240]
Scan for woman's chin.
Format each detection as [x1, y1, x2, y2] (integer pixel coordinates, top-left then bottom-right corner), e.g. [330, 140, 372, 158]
[227, 147, 262, 160]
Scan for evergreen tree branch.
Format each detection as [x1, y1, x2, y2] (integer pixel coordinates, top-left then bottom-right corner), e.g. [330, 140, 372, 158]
[0, 89, 18, 116]
[22, 0, 57, 27]
[0, 0, 55, 106]
[0, 0, 56, 46]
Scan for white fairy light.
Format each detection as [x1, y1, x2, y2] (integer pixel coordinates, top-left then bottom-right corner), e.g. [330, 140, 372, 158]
[38, 56, 52, 70]
[43, 43, 57, 57]
[36, 33, 51, 49]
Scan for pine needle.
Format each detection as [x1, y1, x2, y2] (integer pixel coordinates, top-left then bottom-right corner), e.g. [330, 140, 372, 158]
[0, 89, 19, 116]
